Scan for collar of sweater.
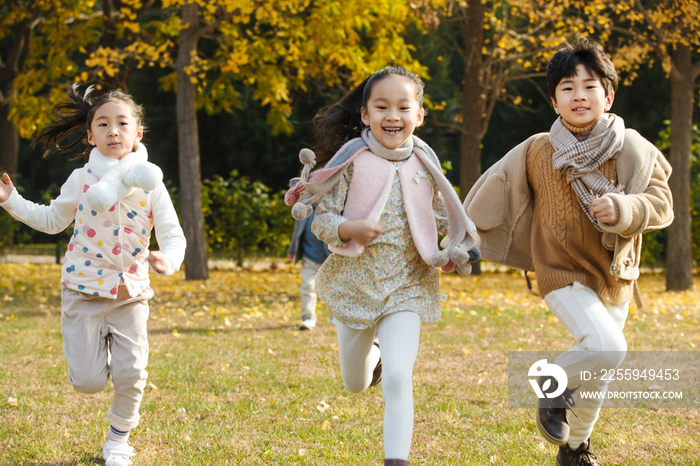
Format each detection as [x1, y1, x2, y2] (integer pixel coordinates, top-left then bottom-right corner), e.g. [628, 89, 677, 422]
[561, 117, 600, 136]
[85, 142, 148, 178]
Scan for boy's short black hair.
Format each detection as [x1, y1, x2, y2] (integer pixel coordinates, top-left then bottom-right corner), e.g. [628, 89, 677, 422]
[546, 37, 618, 101]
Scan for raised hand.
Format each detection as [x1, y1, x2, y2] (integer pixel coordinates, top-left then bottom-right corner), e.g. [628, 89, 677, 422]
[338, 219, 384, 246]
[0, 173, 14, 203]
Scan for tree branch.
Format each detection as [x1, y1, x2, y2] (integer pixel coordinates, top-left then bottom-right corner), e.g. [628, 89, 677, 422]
[634, 0, 667, 47]
[429, 118, 463, 134]
[120, 48, 175, 70]
[504, 71, 546, 82]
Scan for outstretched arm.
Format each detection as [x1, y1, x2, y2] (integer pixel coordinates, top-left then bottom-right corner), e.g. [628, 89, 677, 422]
[0, 170, 79, 234]
[0, 173, 14, 203]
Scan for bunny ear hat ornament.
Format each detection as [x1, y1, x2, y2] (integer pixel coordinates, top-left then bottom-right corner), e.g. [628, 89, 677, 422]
[86, 142, 163, 212]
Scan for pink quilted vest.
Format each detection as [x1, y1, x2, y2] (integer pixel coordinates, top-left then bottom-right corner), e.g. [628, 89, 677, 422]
[330, 149, 440, 264]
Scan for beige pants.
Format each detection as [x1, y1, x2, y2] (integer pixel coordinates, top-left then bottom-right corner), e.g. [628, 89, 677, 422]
[61, 286, 153, 431]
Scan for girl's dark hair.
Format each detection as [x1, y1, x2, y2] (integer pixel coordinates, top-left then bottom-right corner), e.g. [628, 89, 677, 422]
[312, 66, 425, 163]
[546, 37, 618, 101]
[31, 84, 146, 160]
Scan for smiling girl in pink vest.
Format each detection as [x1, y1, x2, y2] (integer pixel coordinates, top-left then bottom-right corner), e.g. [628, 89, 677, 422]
[286, 66, 480, 465]
[0, 85, 185, 466]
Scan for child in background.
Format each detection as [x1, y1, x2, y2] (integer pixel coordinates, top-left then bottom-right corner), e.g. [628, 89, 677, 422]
[285, 66, 480, 465]
[287, 203, 331, 330]
[464, 38, 672, 465]
[0, 85, 186, 466]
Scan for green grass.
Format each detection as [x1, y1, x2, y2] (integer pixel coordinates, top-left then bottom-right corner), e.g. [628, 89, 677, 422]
[1, 243, 58, 255]
[0, 264, 698, 465]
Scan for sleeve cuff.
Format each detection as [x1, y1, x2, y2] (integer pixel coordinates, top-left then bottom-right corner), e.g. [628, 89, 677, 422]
[328, 217, 350, 248]
[0, 187, 18, 208]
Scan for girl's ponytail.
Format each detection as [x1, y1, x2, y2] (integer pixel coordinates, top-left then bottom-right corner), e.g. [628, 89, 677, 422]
[31, 84, 94, 158]
[312, 76, 370, 164]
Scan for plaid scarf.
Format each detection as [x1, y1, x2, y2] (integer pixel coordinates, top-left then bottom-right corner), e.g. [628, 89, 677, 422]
[550, 114, 626, 232]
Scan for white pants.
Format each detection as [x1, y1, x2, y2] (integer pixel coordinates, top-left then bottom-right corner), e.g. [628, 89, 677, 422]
[545, 282, 629, 449]
[335, 311, 421, 460]
[300, 259, 322, 322]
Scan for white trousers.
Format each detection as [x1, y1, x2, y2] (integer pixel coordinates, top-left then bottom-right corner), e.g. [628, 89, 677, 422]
[335, 311, 421, 460]
[300, 258, 322, 321]
[545, 282, 629, 449]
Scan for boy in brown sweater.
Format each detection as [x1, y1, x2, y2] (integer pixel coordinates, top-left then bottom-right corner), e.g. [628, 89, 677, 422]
[464, 38, 673, 465]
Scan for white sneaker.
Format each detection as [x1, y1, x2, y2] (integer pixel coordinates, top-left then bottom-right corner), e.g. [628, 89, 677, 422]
[103, 440, 135, 466]
[298, 318, 316, 330]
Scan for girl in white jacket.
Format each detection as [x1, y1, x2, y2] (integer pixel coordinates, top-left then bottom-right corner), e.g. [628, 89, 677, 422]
[0, 85, 186, 466]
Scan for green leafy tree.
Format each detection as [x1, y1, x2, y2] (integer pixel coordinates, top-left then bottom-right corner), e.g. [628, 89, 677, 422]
[83, 0, 427, 280]
[0, 0, 99, 176]
[411, 0, 605, 201]
[646, 121, 700, 268]
[201, 171, 291, 266]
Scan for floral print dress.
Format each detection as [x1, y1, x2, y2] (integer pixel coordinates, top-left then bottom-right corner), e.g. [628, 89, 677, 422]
[312, 159, 449, 330]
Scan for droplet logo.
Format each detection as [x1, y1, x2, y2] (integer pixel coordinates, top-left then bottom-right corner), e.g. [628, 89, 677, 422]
[528, 359, 568, 399]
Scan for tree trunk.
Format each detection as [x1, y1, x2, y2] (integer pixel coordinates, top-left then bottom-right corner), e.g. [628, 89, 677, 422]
[0, 104, 18, 176]
[176, 4, 209, 280]
[0, 18, 30, 177]
[665, 43, 694, 291]
[460, 0, 485, 274]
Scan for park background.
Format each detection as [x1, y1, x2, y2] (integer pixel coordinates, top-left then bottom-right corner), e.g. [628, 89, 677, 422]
[1, 1, 700, 286]
[1, 1, 699, 465]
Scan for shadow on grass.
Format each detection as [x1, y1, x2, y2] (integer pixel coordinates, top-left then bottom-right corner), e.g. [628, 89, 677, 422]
[148, 323, 299, 335]
[20, 454, 103, 466]
[2, 308, 57, 319]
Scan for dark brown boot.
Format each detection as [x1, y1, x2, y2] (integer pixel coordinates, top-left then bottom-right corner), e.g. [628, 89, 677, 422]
[384, 460, 410, 466]
[370, 338, 382, 387]
[556, 438, 599, 466]
[535, 377, 578, 445]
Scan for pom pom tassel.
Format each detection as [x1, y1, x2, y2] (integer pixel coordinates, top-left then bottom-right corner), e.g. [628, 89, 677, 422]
[456, 263, 472, 276]
[292, 202, 313, 221]
[431, 250, 449, 268]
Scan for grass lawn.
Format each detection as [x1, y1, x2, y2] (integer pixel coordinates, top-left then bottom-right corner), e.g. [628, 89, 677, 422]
[0, 264, 698, 465]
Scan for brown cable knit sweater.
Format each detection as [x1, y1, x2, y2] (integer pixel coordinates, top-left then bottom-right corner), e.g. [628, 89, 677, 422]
[526, 119, 633, 303]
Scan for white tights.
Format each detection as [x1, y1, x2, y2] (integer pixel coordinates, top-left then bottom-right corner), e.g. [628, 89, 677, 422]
[335, 311, 421, 460]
